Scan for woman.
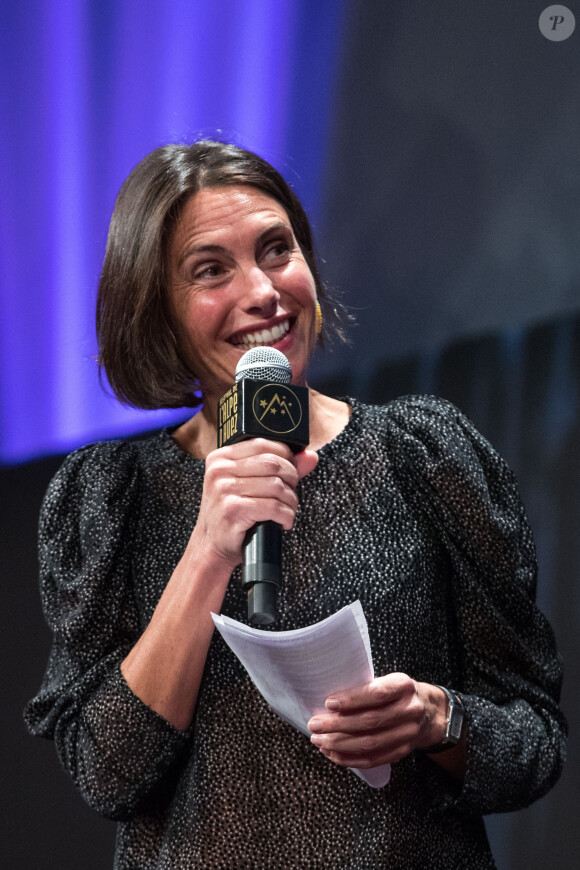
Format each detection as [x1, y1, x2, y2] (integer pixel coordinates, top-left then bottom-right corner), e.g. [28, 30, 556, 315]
[25, 141, 566, 869]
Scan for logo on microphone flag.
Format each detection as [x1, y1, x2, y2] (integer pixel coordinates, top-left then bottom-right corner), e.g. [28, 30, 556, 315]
[253, 385, 302, 435]
[218, 379, 309, 451]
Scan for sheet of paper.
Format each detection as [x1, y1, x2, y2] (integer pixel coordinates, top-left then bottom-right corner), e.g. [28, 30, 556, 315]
[212, 600, 391, 788]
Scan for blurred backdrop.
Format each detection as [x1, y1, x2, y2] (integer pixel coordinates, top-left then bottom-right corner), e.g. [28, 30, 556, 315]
[2, 2, 579, 867]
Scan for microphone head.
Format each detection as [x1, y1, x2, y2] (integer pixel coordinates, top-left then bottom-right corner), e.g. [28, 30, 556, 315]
[235, 347, 292, 385]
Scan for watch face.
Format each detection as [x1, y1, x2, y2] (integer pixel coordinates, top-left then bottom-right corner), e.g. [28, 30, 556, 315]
[449, 713, 463, 742]
[448, 695, 464, 743]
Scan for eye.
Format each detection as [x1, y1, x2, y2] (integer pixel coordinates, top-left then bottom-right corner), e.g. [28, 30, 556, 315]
[261, 239, 291, 265]
[193, 262, 227, 281]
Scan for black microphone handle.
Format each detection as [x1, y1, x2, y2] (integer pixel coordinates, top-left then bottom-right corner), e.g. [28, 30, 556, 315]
[242, 520, 282, 626]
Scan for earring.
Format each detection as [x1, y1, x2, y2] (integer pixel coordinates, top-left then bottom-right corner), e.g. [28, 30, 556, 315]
[315, 300, 323, 335]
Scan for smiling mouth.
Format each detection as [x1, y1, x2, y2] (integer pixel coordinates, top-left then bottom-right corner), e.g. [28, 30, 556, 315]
[230, 318, 292, 350]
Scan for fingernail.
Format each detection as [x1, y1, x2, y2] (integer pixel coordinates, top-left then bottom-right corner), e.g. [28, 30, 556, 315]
[310, 734, 323, 746]
[308, 718, 322, 732]
[325, 698, 339, 711]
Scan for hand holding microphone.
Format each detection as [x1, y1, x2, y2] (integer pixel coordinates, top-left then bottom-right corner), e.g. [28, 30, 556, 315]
[217, 347, 312, 625]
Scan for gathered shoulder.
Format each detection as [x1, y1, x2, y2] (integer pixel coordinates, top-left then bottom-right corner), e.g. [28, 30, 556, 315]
[371, 393, 495, 449]
[362, 394, 535, 588]
[39, 439, 143, 537]
[48, 438, 141, 480]
[367, 393, 512, 486]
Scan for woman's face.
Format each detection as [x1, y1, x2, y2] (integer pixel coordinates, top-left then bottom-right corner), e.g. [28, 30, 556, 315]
[167, 185, 318, 403]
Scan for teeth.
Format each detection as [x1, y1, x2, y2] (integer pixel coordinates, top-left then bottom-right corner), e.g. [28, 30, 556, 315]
[235, 319, 290, 349]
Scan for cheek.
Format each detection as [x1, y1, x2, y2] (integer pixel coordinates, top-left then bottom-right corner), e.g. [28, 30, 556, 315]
[285, 262, 317, 304]
[174, 294, 219, 345]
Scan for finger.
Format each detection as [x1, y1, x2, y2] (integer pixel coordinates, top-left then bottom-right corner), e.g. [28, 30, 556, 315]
[237, 496, 299, 531]
[228, 487, 299, 529]
[216, 438, 295, 462]
[232, 475, 299, 508]
[316, 741, 410, 769]
[322, 673, 414, 715]
[311, 724, 416, 768]
[206, 452, 300, 496]
[235, 453, 300, 487]
[311, 719, 416, 755]
[294, 449, 318, 479]
[309, 705, 396, 736]
[238, 448, 317, 484]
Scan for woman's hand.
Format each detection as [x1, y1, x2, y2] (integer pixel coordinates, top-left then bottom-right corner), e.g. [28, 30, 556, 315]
[307, 674, 466, 778]
[189, 438, 318, 571]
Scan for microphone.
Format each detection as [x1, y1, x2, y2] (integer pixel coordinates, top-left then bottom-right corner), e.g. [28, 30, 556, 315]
[217, 347, 309, 626]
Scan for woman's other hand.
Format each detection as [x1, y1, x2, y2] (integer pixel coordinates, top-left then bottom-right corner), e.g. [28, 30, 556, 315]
[307, 674, 467, 779]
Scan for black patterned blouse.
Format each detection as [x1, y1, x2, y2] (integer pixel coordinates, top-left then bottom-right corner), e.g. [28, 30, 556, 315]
[25, 396, 566, 869]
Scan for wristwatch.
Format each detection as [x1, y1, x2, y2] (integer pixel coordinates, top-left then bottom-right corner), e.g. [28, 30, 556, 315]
[423, 685, 465, 754]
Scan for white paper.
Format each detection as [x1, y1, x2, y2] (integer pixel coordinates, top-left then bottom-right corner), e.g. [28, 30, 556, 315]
[211, 600, 391, 788]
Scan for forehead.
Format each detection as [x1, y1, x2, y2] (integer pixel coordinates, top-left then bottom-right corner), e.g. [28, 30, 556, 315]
[171, 185, 291, 246]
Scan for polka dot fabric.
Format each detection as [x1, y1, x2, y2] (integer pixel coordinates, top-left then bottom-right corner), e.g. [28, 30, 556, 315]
[25, 396, 566, 869]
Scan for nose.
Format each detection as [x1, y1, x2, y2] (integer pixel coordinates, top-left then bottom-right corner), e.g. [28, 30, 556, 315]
[240, 265, 280, 315]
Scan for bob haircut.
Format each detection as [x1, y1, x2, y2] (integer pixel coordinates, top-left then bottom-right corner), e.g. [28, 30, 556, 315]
[97, 140, 349, 409]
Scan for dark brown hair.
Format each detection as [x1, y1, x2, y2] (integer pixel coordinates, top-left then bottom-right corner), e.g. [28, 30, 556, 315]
[96, 140, 349, 409]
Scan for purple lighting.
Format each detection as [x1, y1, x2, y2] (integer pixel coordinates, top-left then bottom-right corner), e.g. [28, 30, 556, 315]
[0, 0, 347, 464]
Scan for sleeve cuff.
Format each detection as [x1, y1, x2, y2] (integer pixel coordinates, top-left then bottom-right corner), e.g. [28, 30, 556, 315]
[80, 664, 192, 788]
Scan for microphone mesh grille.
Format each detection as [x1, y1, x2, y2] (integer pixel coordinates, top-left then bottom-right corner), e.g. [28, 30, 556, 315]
[235, 347, 292, 384]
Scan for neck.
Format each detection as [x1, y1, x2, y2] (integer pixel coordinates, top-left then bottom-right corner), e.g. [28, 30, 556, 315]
[306, 389, 351, 451]
[175, 401, 220, 459]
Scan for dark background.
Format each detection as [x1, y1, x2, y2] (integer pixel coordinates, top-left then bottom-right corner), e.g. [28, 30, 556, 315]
[4, 2, 580, 867]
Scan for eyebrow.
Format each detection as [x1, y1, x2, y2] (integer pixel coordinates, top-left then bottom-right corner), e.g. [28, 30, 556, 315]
[176, 222, 292, 269]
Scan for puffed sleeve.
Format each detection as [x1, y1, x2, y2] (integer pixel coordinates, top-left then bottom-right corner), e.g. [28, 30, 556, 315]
[23, 442, 191, 821]
[388, 395, 567, 815]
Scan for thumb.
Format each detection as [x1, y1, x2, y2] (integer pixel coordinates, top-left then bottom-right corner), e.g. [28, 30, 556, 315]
[295, 449, 319, 480]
